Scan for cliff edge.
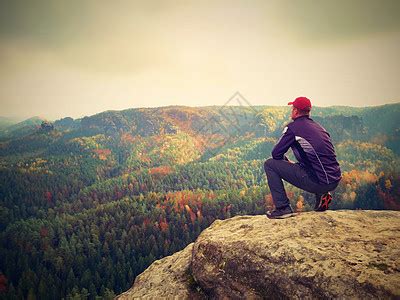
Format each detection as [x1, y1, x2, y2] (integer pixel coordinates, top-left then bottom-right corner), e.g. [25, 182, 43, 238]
[117, 210, 400, 299]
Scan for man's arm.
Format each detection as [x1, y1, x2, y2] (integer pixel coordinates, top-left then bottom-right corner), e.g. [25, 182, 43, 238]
[271, 126, 295, 160]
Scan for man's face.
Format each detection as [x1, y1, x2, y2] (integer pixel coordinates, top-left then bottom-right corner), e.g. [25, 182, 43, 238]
[291, 106, 298, 120]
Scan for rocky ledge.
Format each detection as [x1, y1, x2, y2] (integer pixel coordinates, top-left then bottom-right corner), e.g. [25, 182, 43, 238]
[117, 210, 400, 299]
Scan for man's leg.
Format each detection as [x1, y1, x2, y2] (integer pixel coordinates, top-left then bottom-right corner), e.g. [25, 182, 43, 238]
[264, 158, 339, 209]
[264, 158, 301, 209]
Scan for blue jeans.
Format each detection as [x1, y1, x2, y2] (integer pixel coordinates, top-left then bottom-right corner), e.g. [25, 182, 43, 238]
[264, 158, 340, 209]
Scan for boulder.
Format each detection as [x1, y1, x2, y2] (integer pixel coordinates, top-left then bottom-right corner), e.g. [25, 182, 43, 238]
[118, 210, 400, 299]
[116, 243, 205, 299]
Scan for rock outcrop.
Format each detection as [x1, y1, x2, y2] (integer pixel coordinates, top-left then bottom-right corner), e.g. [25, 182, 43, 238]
[117, 243, 205, 299]
[117, 210, 400, 299]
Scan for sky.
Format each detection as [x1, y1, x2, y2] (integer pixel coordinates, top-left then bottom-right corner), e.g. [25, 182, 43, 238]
[0, 0, 400, 120]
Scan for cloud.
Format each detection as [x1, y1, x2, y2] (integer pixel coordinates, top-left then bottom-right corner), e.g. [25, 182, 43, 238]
[0, 0, 399, 119]
[2, 0, 399, 73]
[0, 0, 181, 74]
[275, 0, 400, 44]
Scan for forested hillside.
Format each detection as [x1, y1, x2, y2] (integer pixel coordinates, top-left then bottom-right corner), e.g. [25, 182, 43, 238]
[0, 103, 399, 299]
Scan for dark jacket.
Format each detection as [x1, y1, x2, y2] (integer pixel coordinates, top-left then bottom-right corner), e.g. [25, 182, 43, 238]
[272, 115, 341, 185]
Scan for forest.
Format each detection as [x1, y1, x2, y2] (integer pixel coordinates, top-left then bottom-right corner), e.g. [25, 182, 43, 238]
[0, 103, 399, 299]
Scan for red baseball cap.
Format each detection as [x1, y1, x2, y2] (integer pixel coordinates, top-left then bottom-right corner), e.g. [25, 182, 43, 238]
[288, 97, 312, 111]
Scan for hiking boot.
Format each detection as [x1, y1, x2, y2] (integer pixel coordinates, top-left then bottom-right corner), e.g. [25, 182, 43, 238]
[266, 205, 296, 219]
[314, 192, 332, 211]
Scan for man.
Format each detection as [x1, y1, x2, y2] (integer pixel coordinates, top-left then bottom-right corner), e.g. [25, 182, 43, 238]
[264, 96, 341, 219]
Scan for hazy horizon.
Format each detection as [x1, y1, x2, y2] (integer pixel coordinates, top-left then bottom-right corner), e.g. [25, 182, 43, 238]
[2, 100, 399, 123]
[1, 0, 400, 120]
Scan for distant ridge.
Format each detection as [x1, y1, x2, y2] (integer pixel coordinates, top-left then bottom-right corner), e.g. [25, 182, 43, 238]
[0, 116, 46, 139]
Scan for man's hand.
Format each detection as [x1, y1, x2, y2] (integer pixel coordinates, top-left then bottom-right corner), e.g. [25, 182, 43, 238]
[284, 155, 295, 164]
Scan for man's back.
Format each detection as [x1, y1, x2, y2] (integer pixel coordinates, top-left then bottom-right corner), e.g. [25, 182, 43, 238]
[265, 96, 342, 218]
[273, 115, 341, 185]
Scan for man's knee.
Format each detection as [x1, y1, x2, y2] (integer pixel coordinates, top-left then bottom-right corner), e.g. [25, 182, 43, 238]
[264, 157, 275, 172]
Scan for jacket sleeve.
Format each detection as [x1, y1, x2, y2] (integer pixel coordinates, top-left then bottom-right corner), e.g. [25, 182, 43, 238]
[271, 126, 295, 160]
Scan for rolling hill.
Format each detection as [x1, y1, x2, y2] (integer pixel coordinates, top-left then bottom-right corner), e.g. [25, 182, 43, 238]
[0, 103, 399, 298]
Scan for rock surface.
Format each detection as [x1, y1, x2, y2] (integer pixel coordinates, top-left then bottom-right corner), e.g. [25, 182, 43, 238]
[118, 210, 400, 299]
[116, 243, 204, 299]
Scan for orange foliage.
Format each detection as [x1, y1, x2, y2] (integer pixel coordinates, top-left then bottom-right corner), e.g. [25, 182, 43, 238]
[349, 191, 356, 201]
[120, 132, 136, 144]
[208, 191, 216, 200]
[287, 191, 295, 201]
[93, 148, 112, 160]
[159, 219, 169, 232]
[296, 195, 304, 213]
[265, 194, 274, 210]
[149, 165, 173, 176]
[185, 205, 197, 223]
[143, 218, 151, 226]
[184, 204, 191, 213]
[44, 191, 52, 203]
[159, 107, 201, 134]
[160, 191, 205, 224]
[342, 170, 378, 185]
